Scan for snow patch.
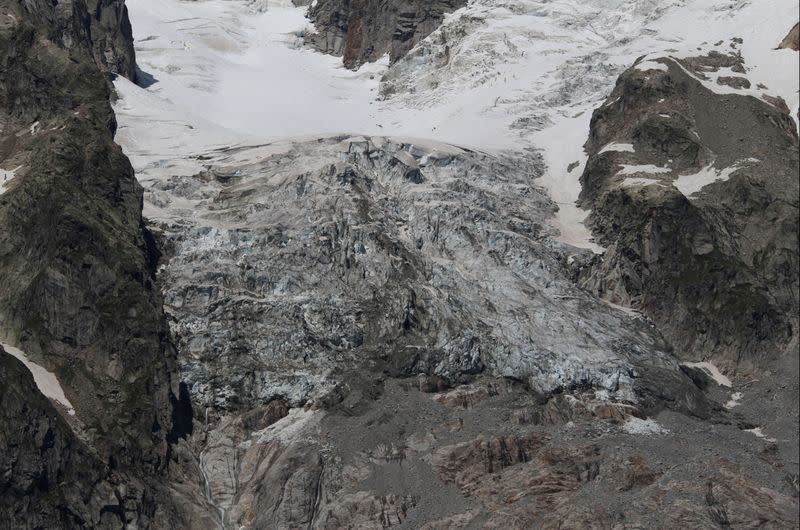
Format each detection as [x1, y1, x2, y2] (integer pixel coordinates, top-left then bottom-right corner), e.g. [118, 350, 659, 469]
[621, 177, 665, 188]
[618, 164, 672, 176]
[681, 361, 731, 387]
[744, 427, 776, 443]
[673, 159, 758, 197]
[623, 416, 669, 435]
[599, 142, 635, 154]
[634, 60, 668, 72]
[725, 391, 742, 409]
[1, 342, 75, 415]
[533, 108, 605, 253]
[0, 166, 21, 195]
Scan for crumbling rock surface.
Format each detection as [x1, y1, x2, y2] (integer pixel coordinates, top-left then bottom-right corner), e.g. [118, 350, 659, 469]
[305, 0, 467, 68]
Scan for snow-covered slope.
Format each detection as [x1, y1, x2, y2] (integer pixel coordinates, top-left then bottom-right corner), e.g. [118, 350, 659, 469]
[380, 0, 799, 248]
[115, 0, 799, 251]
[114, 0, 386, 164]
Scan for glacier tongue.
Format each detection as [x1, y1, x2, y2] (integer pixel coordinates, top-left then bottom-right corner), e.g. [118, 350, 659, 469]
[112, 0, 800, 415]
[111, 0, 798, 425]
[150, 135, 682, 411]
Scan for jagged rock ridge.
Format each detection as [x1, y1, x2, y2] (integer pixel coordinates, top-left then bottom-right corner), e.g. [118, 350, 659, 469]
[305, 0, 467, 68]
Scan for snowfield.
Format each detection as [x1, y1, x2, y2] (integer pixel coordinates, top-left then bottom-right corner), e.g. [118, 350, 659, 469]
[114, 0, 800, 251]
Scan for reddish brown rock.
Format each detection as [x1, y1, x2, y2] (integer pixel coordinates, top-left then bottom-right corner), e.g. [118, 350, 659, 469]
[779, 22, 800, 50]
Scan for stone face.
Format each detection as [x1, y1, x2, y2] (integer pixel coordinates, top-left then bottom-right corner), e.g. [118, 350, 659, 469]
[181, 371, 796, 530]
[0, 0, 136, 123]
[306, 0, 467, 68]
[576, 52, 800, 372]
[779, 22, 800, 51]
[0, 0, 188, 525]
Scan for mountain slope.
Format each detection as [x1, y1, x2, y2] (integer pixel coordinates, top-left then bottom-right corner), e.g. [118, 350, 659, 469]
[0, 0, 192, 526]
[1, 0, 797, 527]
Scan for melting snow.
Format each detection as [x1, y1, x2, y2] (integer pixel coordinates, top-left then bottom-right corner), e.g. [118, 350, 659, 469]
[599, 142, 636, 154]
[621, 177, 665, 188]
[745, 427, 776, 442]
[681, 361, 732, 387]
[618, 164, 672, 176]
[0, 166, 20, 195]
[673, 159, 759, 197]
[725, 391, 743, 409]
[532, 107, 606, 254]
[634, 60, 669, 72]
[623, 416, 669, 435]
[1, 342, 75, 415]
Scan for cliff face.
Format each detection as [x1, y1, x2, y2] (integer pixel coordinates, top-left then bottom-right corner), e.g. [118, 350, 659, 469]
[306, 0, 467, 68]
[576, 50, 799, 373]
[779, 22, 800, 51]
[0, 0, 188, 526]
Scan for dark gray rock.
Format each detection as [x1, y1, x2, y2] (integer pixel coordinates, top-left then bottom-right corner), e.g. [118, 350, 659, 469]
[577, 53, 799, 373]
[0, 0, 190, 525]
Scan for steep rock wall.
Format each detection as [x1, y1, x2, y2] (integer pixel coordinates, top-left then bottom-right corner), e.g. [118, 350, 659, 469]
[0, 0, 190, 526]
[576, 52, 799, 372]
[306, 0, 467, 68]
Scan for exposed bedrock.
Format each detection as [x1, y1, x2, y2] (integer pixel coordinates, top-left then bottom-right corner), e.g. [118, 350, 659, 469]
[0, 0, 189, 526]
[305, 0, 467, 68]
[576, 52, 799, 373]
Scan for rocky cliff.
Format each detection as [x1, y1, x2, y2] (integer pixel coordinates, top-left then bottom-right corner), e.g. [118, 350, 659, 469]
[576, 49, 799, 372]
[305, 0, 467, 68]
[0, 0, 190, 526]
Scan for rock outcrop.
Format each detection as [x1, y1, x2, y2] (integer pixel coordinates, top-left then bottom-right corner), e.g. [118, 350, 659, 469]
[306, 0, 467, 68]
[779, 22, 800, 51]
[576, 51, 799, 373]
[0, 0, 189, 525]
